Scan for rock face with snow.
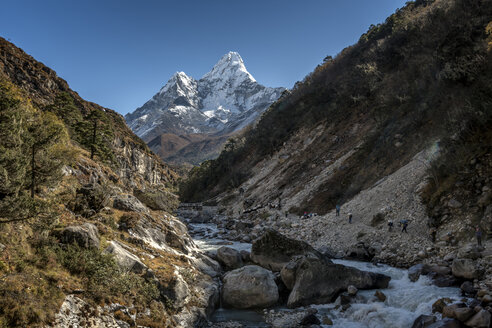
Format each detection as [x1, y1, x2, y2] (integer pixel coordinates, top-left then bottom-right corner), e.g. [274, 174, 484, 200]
[125, 52, 285, 163]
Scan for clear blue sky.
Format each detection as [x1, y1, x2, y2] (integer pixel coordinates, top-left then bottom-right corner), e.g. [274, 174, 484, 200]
[1, 0, 407, 115]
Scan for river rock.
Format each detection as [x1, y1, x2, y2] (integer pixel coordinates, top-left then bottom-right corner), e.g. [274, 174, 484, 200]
[465, 309, 491, 328]
[222, 265, 279, 309]
[240, 250, 251, 263]
[453, 307, 475, 322]
[408, 263, 430, 282]
[217, 246, 243, 270]
[280, 256, 301, 290]
[412, 314, 437, 328]
[299, 313, 320, 325]
[347, 285, 358, 296]
[61, 223, 100, 248]
[375, 290, 387, 302]
[460, 281, 476, 295]
[432, 298, 452, 313]
[287, 256, 390, 308]
[442, 303, 466, 319]
[451, 258, 478, 279]
[251, 229, 327, 271]
[103, 240, 146, 273]
[427, 318, 463, 328]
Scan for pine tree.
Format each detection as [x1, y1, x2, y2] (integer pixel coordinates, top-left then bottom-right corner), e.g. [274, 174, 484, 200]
[0, 81, 71, 223]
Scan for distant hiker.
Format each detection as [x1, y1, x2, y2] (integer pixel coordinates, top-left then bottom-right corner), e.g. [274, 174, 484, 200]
[348, 213, 353, 224]
[336, 204, 341, 217]
[388, 220, 394, 232]
[476, 226, 482, 247]
[430, 227, 437, 243]
[401, 220, 408, 233]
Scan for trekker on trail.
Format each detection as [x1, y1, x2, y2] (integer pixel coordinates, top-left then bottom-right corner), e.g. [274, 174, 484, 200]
[401, 220, 408, 233]
[388, 220, 394, 232]
[430, 227, 437, 243]
[348, 213, 353, 224]
[476, 226, 482, 247]
[336, 204, 341, 217]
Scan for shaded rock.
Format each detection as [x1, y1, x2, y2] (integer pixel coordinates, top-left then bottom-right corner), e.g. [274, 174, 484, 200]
[375, 290, 387, 302]
[464, 309, 491, 328]
[251, 229, 327, 271]
[240, 250, 251, 263]
[448, 199, 462, 208]
[453, 307, 475, 322]
[61, 223, 99, 248]
[412, 314, 437, 328]
[222, 265, 279, 309]
[113, 194, 148, 213]
[451, 259, 478, 279]
[433, 298, 452, 313]
[280, 257, 301, 290]
[460, 281, 476, 295]
[427, 318, 463, 328]
[299, 313, 320, 326]
[217, 246, 243, 270]
[408, 263, 430, 282]
[287, 256, 390, 308]
[103, 241, 146, 273]
[429, 272, 460, 287]
[442, 303, 466, 319]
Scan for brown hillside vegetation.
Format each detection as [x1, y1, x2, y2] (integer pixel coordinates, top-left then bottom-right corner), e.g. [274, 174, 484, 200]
[179, 0, 492, 218]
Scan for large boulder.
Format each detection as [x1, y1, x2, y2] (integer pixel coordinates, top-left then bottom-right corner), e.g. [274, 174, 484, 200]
[465, 309, 491, 328]
[61, 223, 99, 248]
[222, 265, 279, 309]
[451, 258, 478, 280]
[251, 229, 327, 271]
[412, 314, 437, 328]
[217, 246, 243, 270]
[113, 194, 148, 213]
[103, 241, 147, 273]
[286, 256, 390, 308]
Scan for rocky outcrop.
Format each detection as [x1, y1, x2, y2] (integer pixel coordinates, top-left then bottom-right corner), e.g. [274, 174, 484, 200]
[103, 241, 147, 273]
[222, 265, 279, 309]
[113, 194, 149, 213]
[286, 255, 390, 308]
[60, 223, 100, 248]
[251, 229, 326, 271]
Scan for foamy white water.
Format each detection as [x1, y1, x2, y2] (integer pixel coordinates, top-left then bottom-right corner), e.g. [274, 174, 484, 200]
[314, 260, 463, 328]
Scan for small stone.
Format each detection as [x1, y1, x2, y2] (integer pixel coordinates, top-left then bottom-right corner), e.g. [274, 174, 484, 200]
[322, 316, 334, 325]
[347, 285, 358, 296]
[375, 290, 386, 302]
[448, 199, 463, 208]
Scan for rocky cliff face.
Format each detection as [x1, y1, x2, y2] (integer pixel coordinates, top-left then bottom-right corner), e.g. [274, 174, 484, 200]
[125, 52, 285, 164]
[0, 36, 176, 186]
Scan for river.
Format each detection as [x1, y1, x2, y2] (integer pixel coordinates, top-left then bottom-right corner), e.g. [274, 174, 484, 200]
[188, 222, 464, 328]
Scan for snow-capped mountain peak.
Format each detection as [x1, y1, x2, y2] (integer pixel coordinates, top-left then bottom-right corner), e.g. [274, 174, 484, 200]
[125, 52, 285, 144]
[202, 51, 256, 84]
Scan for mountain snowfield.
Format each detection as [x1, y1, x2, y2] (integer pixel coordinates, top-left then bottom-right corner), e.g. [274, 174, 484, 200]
[125, 52, 285, 143]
